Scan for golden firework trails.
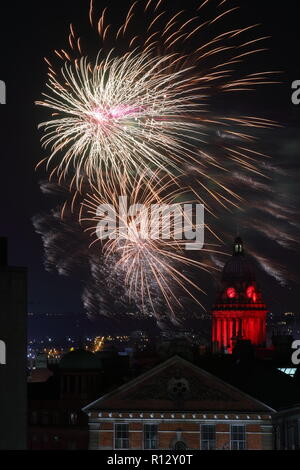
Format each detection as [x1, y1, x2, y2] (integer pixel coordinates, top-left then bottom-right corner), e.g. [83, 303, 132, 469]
[81, 172, 224, 316]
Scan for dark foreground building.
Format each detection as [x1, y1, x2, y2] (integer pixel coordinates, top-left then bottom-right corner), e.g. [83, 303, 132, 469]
[273, 406, 300, 450]
[0, 237, 27, 449]
[28, 349, 102, 450]
[28, 347, 130, 449]
[28, 343, 300, 450]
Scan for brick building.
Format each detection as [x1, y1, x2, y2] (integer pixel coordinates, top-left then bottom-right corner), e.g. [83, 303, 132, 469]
[83, 355, 274, 450]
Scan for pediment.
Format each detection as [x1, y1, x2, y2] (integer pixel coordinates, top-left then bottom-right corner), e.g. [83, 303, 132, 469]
[83, 356, 274, 413]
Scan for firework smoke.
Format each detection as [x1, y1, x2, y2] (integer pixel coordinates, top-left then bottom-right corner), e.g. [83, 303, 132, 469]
[34, 0, 299, 325]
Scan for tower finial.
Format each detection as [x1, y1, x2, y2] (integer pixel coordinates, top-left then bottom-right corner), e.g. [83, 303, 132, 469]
[233, 236, 243, 256]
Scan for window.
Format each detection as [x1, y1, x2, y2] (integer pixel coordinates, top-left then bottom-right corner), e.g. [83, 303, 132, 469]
[31, 411, 38, 425]
[144, 424, 158, 449]
[231, 425, 246, 450]
[41, 411, 49, 426]
[275, 425, 281, 450]
[0, 340, 6, 365]
[69, 375, 76, 394]
[287, 422, 298, 450]
[279, 423, 286, 449]
[68, 440, 77, 450]
[53, 411, 60, 425]
[201, 424, 216, 450]
[69, 412, 78, 425]
[115, 423, 129, 449]
[278, 368, 297, 377]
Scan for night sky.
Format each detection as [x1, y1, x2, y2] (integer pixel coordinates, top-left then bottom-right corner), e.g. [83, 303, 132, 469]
[0, 0, 299, 333]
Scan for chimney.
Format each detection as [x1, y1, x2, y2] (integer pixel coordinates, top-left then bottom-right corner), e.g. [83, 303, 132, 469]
[0, 237, 8, 266]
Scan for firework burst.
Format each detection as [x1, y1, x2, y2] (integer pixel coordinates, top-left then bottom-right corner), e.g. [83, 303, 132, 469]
[34, 0, 294, 324]
[36, 0, 279, 212]
[36, 51, 201, 184]
[80, 171, 223, 317]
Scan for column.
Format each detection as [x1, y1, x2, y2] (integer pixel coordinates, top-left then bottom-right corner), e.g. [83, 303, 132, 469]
[223, 319, 227, 350]
[217, 318, 222, 352]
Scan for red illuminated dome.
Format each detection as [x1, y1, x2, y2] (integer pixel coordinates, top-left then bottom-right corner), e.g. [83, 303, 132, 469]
[212, 237, 267, 353]
[222, 237, 256, 282]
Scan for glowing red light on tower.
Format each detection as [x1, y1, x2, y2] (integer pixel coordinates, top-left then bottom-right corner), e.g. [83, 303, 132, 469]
[246, 285, 257, 302]
[246, 285, 254, 298]
[226, 287, 236, 299]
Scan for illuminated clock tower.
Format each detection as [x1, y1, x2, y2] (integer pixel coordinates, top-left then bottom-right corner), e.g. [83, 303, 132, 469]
[212, 237, 267, 353]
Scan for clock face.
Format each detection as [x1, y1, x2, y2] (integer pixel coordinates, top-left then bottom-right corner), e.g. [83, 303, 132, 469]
[226, 287, 236, 299]
[246, 285, 257, 302]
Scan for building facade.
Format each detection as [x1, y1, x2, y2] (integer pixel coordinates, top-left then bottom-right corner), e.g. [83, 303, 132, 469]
[83, 356, 274, 450]
[28, 349, 103, 450]
[273, 406, 300, 450]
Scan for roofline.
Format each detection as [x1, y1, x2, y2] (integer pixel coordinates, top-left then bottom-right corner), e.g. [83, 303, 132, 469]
[86, 409, 274, 417]
[275, 406, 300, 415]
[82, 355, 276, 414]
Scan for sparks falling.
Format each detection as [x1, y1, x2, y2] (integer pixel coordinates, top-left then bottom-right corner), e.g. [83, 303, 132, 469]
[34, 0, 292, 323]
[36, 0, 278, 209]
[80, 171, 224, 317]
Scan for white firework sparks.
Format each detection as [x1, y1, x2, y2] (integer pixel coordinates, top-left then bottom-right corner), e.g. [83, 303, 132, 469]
[37, 51, 202, 184]
[80, 172, 223, 316]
